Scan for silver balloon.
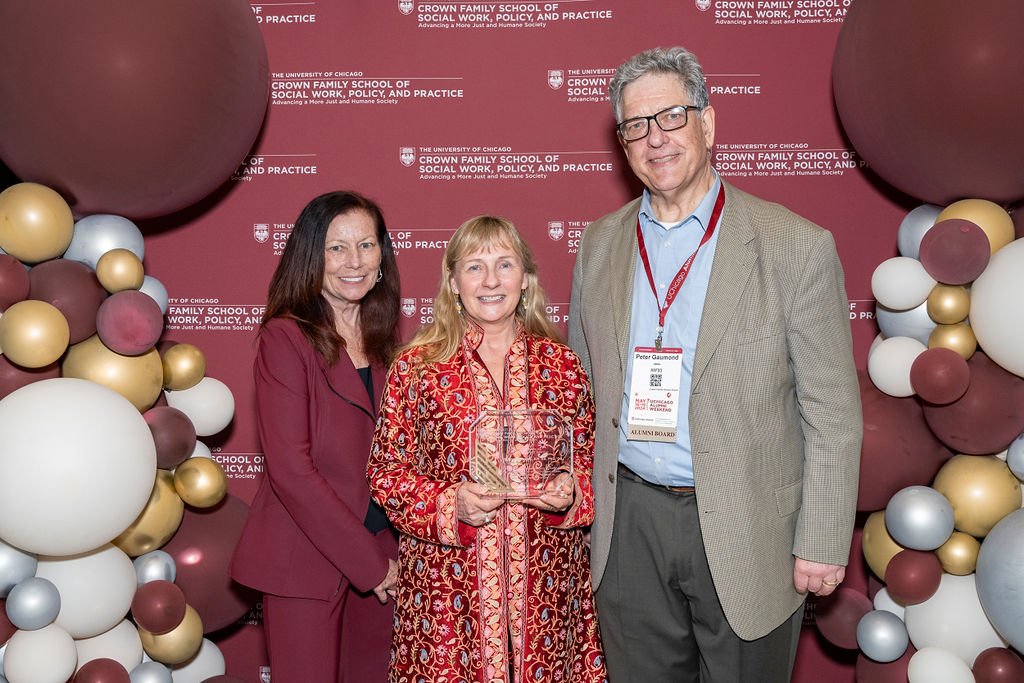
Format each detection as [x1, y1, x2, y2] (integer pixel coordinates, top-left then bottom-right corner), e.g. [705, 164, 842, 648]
[897, 204, 943, 260]
[976, 508, 1024, 651]
[876, 301, 937, 347]
[857, 609, 909, 663]
[0, 539, 36, 598]
[1007, 431, 1024, 482]
[4, 576, 60, 630]
[133, 549, 176, 585]
[885, 485, 955, 551]
[139, 275, 169, 314]
[129, 660, 173, 683]
[64, 214, 144, 269]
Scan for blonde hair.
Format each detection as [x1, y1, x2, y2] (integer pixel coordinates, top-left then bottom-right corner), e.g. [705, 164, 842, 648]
[404, 215, 561, 363]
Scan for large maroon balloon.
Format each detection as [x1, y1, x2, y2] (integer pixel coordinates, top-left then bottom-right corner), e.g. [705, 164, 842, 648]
[27, 258, 107, 344]
[161, 494, 259, 632]
[815, 586, 874, 650]
[884, 549, 941, 606]
[923, 351, 1024, 454]
[0, 355, 60, 400]
[0, 2, 268, 219]
[144, 406, 198, 470]
[833, 1, 1024, 205]
[973, 647, 1024, 683]
[918, 219, 991, 285]
[857, 371, 953, 511]
[0, 253, 29, 309]
[73, 658, 130, 683]
[910, 347, 970, 405]
[96, 290, 165, 356]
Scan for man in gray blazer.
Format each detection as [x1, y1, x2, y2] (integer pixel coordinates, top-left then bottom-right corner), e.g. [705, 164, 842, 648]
[568, 47, 862, 682]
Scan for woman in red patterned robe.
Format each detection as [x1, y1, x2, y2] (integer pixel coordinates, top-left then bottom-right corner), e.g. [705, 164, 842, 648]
[369, 215, 607, 683]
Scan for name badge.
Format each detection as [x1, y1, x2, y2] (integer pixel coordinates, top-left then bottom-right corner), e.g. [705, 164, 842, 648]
[626, 346, 682, 442]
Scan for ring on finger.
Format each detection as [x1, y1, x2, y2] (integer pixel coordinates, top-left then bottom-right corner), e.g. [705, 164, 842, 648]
[823, 579, 840, 587]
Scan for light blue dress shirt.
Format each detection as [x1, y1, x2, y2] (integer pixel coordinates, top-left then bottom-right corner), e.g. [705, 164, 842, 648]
[618, 174, 722, 487]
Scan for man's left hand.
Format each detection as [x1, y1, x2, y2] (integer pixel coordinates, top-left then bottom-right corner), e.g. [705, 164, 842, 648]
[794, 557, 845, 597]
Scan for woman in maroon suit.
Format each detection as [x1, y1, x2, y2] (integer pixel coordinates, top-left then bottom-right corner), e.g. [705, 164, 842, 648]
[231, 191, 401, 682]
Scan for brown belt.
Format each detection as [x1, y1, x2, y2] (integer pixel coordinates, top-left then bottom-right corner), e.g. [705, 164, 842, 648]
[617, 463, 695, 494]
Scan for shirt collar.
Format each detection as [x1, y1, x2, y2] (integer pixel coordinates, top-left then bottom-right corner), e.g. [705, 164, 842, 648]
[639, 170, 722, 233]
[461, 317, 525, 351]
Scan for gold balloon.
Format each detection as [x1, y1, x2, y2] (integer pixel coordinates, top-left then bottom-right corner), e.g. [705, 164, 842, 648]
[139, 604, 203, 664]
[936, 199, 1015, 255]
[96, 248, 145, 293]
[862, 510, 905, 579]
[112, 470, 184, 556]
[0, 182, 74, 263]
[173, 457, 227, 508]
[935, 531, 981, 575]
[0, 299, 70, 368]
[928, 322, 977, 359]
[62, 334, 163, 411]
[926, 284, 970, 325]
[162, 343, 206, 391]
[933, 454, 1022, 537]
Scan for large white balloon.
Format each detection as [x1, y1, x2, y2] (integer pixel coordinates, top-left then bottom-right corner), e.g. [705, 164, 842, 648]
[904, 573, 1006, 667]
[2, 624, 77, 683]
[907, 647, 975, 683]
[867, 336, 927, 397]
[36, 544, 136, 638]
[898, 204, 943, 260]
[63, 214, 144, 270]
[871, 256, 937, 311]
[0, 378, 157, 556]
[163, 377, 234, 437]
[976, 508, 1024, 651]
[74, 618, 144, 672]
[970, 237, 1024, 377]
[170, 639, 225, 683]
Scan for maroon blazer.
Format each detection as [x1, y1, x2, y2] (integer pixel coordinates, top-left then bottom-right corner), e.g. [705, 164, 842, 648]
[231, 317, 391, 600]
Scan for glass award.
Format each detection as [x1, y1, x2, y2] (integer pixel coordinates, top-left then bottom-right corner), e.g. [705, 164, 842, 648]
[469, 408, 574, 499]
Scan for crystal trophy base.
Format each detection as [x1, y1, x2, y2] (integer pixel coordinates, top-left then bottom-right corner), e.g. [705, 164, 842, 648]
[469, 408, 574, 499]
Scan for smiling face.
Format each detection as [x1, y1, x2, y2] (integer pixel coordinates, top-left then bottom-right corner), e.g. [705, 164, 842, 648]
[449, 243, 528, 335]
[618, 71, 716, 219]
[321, 209, 382, 314]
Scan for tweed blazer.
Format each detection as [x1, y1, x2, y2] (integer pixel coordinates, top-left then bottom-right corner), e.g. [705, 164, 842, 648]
[568, 181, 862, 640]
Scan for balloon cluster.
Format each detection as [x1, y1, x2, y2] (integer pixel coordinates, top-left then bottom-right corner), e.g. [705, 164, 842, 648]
[0, 183, 252, 683]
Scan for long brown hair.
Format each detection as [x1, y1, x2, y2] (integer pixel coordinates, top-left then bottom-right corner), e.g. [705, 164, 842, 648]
[262, 191, 400, 367]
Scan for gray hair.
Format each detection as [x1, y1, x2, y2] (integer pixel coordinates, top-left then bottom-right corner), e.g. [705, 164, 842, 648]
[608, 47, 710, 122]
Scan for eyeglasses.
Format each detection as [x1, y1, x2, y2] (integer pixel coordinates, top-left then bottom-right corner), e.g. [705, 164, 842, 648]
[616, 105, 703, 142]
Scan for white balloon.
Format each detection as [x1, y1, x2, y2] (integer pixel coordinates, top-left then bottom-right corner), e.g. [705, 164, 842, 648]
[970, 237, 1024, 377]
[74, 618, 144, 672]
[876, 300, 937, 346]
[867, 332, 886, 361]
[2, 624, 77, 683]
[170, 639, 225, 683]
[867, 336, 927, 397]
[1008, 432, 1024, 481]
[873, 587, 906, 620]
[872, 256, 937, 311]
[898, 204, 944, 260]
[164, 377, 234, 437]
[64, 214, 144, 270]
[907, 646, 975, 683]
[36, 544, 136, 638]
[138, 276, 169, 315]
[904, 573, 1006, 667]
[190, 440, 212, 460]
[0, 379, 156, 556]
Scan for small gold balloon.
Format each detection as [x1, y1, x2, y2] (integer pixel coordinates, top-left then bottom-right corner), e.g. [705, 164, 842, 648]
[62, 334, 163, 411]
[96, 248, 145, 293]
[926, 284, 971, 325]
[0, 182, 74, 263]
[934, 531, 981, 575]
[112, 470, 185, 556]
[173, 457, 227, 508]
[862, 510, 905, 580]
[933, 454, 1022, 537]
[936, 199, 1015, 255]
[162, 343, 206, 391]
[138, 604, 203, 664]
[928, 322, 977, 359]
[0, 299, 70, 368]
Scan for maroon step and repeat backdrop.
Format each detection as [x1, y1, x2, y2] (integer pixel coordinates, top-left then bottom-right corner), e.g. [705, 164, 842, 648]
[139, 1, 908, 679]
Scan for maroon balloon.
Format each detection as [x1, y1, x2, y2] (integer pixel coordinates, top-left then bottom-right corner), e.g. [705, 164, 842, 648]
[884, 549, 942, 606]
[0, 2, 268, 219]
[130, 579, 187, 634]
[815, 586, 874, 650]
[833, 1, 1024, 205]
[144, 406, 197, 469]
[918, 219, 992, 285]
[0, 597, 15, 644]
[96, 290, 165, 356]
[161, 494, 259, 632]
[910, 347, 970, 405]
[923, 351, 1024, 454]
[0, 253, 29, 309]
[0, 355, 60, 400]
[857, 371, 954, 511]
[27, 258, 108, 344]
[973, 647, 1024, 683]
[855, 645, 916, 683]
[73, 658, 130, 683]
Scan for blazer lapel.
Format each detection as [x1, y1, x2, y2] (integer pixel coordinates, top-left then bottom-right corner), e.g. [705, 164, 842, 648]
[322, 353, 376, 421]
[610, 204, 640, 372]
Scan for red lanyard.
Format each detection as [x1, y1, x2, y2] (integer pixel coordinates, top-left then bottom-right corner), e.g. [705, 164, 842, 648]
[636, 184, 725, 349]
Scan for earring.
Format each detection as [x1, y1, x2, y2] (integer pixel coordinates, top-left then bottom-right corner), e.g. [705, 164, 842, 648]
[376, 268, 382, 283]
[455, 295, 463, 313]
[520, 291, 528, 307]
